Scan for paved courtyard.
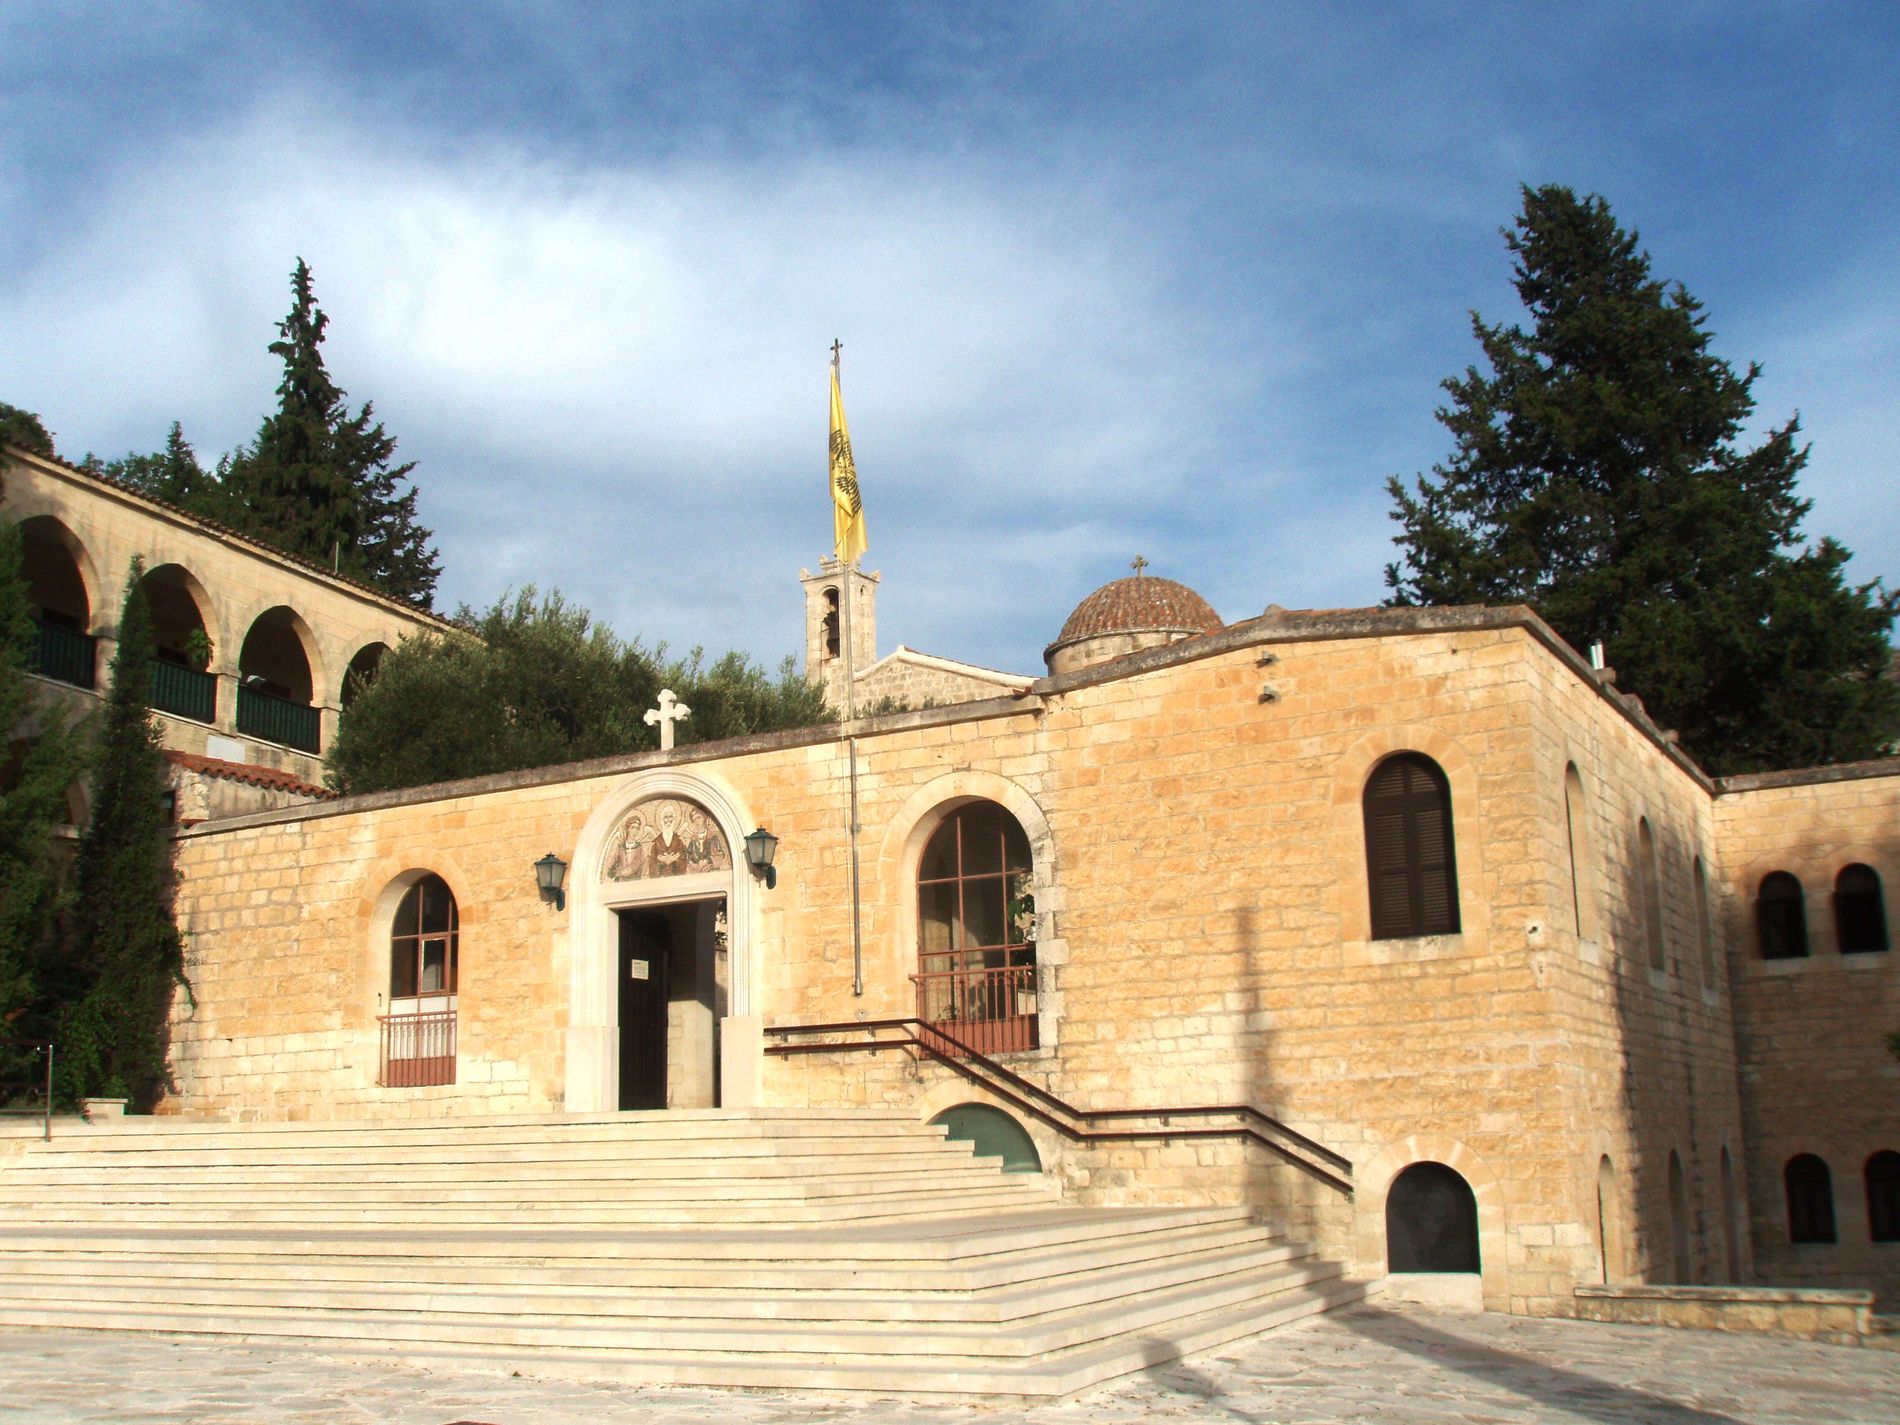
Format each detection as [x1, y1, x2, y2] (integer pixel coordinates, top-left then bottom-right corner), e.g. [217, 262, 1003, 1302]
[0, 1305, 1891, 1425]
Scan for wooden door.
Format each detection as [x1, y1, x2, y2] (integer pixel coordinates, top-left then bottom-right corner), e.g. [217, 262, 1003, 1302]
[618, 909, 671, 1110]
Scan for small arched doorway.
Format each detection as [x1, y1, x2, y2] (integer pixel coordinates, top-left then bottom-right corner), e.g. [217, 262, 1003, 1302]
[1386, 1161, 1481, 1273]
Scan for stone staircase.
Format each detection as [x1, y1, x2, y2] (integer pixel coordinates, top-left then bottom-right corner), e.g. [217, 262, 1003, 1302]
[0, 1108, 1368, 1399]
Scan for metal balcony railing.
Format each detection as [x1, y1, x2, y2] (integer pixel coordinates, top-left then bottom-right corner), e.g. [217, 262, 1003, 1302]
[149, 661, 217, 723]
[912, 963, 1039, 1055]
[30, 620, 95, 689]
[237, 684, 320, 753]
[378, 1009, 456, 1088]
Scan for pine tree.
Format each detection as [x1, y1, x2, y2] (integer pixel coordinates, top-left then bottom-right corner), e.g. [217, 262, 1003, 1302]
[56, 558, 187, 1109]
[89, 422, 213, 508]
[0, 523, 87, 1088]
[1386, 185, 1897, 775]
[223, 260, 441, 607]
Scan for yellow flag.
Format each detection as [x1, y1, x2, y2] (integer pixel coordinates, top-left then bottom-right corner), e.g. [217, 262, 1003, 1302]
[829, 366, 867, 565]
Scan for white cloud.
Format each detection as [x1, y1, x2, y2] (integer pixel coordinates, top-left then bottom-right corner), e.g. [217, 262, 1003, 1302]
[0, 102, 1277, 671]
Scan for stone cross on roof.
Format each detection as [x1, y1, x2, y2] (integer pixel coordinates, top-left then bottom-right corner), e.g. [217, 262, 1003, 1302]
[1131, 555, 1148, 578]
[644, 688, 691, 751]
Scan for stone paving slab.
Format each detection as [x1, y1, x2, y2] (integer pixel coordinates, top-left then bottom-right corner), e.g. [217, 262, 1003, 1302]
[0, 1304, 1893, 1424]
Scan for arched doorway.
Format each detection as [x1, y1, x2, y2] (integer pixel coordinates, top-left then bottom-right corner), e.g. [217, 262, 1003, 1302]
[1386, 1161, 1481, 1273]
[599, 792, 735, 1111]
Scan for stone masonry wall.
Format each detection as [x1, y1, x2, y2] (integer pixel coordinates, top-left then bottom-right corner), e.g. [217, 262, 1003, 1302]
[1714, 763, 1900, 1305]
[167, 608, 1858, 1317]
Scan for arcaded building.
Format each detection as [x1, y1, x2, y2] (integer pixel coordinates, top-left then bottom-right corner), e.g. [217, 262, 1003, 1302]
[157, 561, 1900, 1316]
[2, 443, 452, 818]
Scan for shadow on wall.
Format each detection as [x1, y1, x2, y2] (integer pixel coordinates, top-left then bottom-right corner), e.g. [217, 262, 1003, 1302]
[1234, 905, 1340, 1244]
[1608, 808, 1726, 1289]
[1138, 1306, 1749, 1425]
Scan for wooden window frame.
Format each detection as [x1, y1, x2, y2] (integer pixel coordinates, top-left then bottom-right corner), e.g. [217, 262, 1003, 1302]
[915, 803, 1037, 1052]
[1363, 753, 1460, 941]
[390, 874, 459, 1001]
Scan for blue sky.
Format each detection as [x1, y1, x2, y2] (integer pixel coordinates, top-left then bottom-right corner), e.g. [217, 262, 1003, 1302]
[2, 3, 1895, 677]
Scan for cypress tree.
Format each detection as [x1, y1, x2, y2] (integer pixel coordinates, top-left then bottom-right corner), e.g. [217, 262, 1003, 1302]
[56, 558, 187, 1109]
[0, 522, 87, 1089]
[223, 260, 441, 607]
[1386, 185, 1897, 774]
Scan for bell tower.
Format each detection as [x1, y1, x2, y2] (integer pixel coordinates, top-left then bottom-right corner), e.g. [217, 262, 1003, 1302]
[799, 559, 879, 713]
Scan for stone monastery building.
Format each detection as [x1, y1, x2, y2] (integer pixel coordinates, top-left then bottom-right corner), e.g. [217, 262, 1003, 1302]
[5, 439, 1899, 1323]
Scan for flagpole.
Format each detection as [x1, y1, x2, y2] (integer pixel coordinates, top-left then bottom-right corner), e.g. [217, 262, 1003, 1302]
[834, 342, 866, 998]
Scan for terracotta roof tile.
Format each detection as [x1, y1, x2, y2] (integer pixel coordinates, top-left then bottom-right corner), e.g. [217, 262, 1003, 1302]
[165, 750, 336, 799]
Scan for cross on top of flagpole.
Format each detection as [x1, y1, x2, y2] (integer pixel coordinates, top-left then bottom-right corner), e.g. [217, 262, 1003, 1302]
[830, 338, 842, 369]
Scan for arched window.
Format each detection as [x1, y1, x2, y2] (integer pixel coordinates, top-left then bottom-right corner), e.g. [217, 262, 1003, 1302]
[1386, 1161, 1480, 1273]
[1563, 764, 1597, 939]
[1785, 1154, 1835, 1244]
[391, 874, 458, 999]
[1597, 1155, 1621, 1284]
[1718, 1148, 1740, 1282]
[382, 874, 458, 1088]
[916, 802, 1037, 1054]
[1363, 754, 1459, 940]
[1757, 873, 1808, 960]
[1835, 865, 1889, 955]
[1638, 818, 1665, 971]
[1692, 856, 1715, 987]
[1867, 1151, 1900, 1244]
[1667, 1150, 1692, 1283]
[929, 1103, 1042, 1173]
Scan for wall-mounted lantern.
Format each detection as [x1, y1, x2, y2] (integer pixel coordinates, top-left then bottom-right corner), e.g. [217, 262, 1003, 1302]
[534, 852, 568, 910]
[744, 827, 779, 890]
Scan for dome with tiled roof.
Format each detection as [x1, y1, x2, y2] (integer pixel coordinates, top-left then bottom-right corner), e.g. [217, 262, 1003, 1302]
[1045, 571, 1222, 675]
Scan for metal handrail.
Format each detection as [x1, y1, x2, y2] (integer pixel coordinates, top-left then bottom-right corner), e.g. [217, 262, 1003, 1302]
[0, 1040, 55, 1141]
[764, 1017, 1353, 1196]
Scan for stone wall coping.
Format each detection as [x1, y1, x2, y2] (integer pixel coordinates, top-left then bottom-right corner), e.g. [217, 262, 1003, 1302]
[1575, 1284, 1876, 1307]
[1714, 756, 1900, 795]
[182, 599, 1898, 842]
[2, 444, 460, 634]
[1038, 601, 1716, 792]
[178, 693, 1043, 836]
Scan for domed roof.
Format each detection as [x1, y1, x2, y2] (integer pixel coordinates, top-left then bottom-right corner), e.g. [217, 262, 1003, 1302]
[1052, 575, 1222, 647]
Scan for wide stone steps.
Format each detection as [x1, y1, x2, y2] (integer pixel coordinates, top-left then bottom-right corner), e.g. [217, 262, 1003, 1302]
[0, 1109, 1366, 1398]
[0, 1231, 1314, 1325]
